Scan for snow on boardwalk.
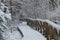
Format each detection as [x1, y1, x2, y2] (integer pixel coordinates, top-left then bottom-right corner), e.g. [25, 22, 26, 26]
[18, 22, 46, 40]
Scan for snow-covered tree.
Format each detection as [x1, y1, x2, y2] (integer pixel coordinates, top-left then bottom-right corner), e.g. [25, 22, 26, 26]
[0, 2, 12, 40]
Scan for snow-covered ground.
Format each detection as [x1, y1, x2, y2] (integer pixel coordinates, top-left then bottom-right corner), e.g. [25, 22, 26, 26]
[18, 22, 46, 40]
[3, 29, 22, 40]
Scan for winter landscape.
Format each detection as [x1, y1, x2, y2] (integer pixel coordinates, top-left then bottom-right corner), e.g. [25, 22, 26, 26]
[0, 0, 60, 40]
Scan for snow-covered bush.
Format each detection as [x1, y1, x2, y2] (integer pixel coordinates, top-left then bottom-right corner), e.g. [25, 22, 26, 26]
[0, 2, 12, 40]
[0, 9, 11, 30]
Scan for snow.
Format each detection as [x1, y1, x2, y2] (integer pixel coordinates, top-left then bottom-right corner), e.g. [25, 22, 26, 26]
[0, 10, 11, 22]
[1, 23, 9, 29]
[3, 30, 22, 40]
[1, 3, 6, 12]
[0, 3, 12, 20]
[4, 13, 12, 20]
[0, 10, 4, 16]
[0, 10, 6, 22]
[18, 22, 46, 40]
[0, 10, 8, 30]
[0, 3, 12, 40]
[1, 2, 10, 13]
[0, 9, 12, 29]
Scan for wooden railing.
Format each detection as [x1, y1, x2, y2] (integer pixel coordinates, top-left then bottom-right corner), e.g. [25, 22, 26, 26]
[27, 18, 60, 40]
